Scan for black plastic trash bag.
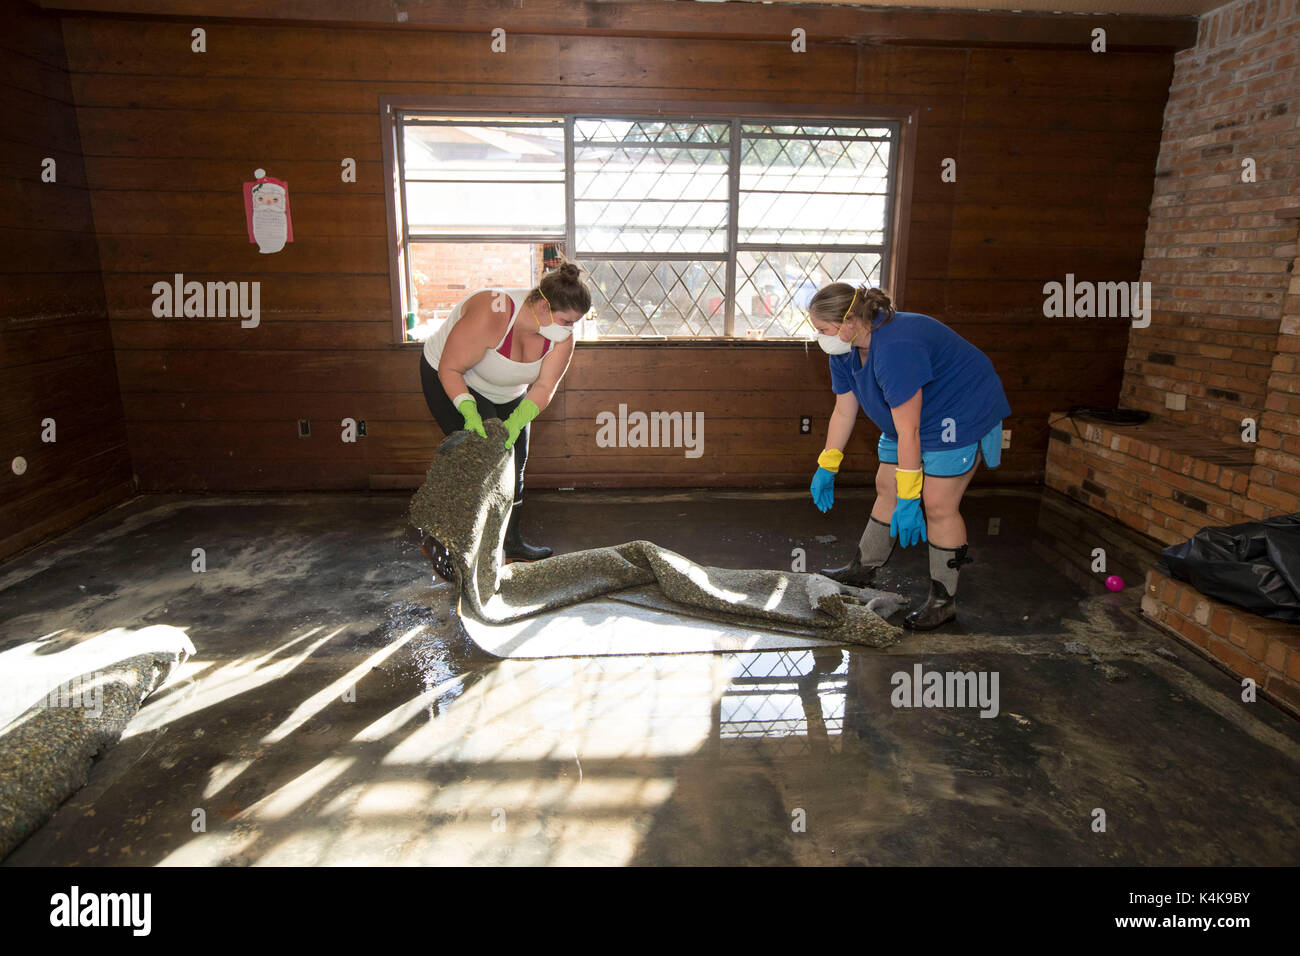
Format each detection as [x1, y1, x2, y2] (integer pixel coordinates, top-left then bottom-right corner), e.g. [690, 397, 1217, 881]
[1155, 513, 1300, 623]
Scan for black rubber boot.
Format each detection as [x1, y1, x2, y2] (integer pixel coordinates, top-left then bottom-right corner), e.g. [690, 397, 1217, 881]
[503, 505, 552, 562]
[420, 533, 457, 583]
[903, 543, 971, 630]
[818, 554, 881, 588]
[902, 579, 957, 630]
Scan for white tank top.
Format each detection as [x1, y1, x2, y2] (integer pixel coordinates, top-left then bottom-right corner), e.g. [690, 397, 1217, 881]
[422, 287, 544, 403]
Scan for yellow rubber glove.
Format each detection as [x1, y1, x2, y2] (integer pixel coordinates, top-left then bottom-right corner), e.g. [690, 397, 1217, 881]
[817, 449, 844, 474]
[895, 467, 923, 499]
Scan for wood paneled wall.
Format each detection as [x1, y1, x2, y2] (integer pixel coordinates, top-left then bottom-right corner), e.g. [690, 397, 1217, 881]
[48, 9, 1179, 492]
[0, 0, 132, 561]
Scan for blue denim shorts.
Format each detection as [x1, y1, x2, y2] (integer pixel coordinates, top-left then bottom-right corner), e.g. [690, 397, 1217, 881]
[878, 421, 1003, 477]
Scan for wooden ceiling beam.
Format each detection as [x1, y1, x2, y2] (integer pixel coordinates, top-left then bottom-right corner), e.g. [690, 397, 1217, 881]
[35, 0, 1200, 51]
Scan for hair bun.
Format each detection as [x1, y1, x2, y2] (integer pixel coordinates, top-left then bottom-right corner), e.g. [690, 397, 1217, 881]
[537, 258, 593, 316]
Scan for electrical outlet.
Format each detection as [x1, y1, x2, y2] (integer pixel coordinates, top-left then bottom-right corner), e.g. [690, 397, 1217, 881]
[799, 415, 812, 434]
[298, 419, 311, 438]
[1002, 429, 1011, 449]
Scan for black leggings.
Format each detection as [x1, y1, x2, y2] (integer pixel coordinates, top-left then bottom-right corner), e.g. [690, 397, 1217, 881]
[419, 354, 529, 504]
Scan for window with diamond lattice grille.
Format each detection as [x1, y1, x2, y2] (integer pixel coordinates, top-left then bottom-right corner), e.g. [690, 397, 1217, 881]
[397, 113, 897, 342]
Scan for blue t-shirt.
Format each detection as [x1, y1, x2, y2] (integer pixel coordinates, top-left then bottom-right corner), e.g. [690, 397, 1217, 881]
[829, 311, 1011, 449]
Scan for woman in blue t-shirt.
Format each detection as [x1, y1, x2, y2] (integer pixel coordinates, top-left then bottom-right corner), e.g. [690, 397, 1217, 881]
[807, 283, 1011, 630]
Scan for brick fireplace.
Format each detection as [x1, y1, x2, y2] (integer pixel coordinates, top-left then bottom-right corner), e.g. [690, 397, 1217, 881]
[1047, 206, 1300, 716]
[1045, 0, 1300, 715]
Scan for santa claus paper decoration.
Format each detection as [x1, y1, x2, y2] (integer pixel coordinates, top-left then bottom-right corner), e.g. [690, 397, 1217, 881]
[244, 168, 293, 254]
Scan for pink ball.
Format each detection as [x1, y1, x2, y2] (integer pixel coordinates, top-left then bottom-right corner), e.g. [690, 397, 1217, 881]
[1105, 575, 1124, 592]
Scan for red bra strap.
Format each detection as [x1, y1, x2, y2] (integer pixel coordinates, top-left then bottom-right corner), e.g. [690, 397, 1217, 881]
[496, 298, 554, 358]
[501, 329, 553, 358]
[494, 296, 518, 357]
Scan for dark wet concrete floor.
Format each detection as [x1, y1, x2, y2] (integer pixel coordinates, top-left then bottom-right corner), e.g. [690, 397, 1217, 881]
[2, 486, 1298, 865]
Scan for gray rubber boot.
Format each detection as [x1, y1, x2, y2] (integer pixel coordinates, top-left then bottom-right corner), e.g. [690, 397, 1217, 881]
[821, 515, 896, 586]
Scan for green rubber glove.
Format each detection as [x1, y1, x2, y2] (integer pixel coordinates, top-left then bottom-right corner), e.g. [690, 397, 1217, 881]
[456, 398, 487, 439]
[502, 399, 541, 450]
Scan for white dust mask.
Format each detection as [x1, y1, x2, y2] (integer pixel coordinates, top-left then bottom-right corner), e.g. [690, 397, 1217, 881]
[538, 322, 572, 342]
[532, 294, 573, 342]
[817, 331, 853, 355]
[816, 288, 863, 355]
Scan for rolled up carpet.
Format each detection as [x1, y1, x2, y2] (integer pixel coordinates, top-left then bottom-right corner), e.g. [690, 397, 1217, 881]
[0, 629, 193, 859]
[408, 420, 904, 648]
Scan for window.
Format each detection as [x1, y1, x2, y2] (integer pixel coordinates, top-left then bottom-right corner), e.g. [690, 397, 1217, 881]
[392, 110, 900, 343]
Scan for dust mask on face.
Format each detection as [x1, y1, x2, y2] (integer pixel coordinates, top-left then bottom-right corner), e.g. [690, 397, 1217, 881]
[538, 322, 572, 342]
[817, 332, 852, 355]
[815, 288, 863, 355]
[532, 292, 573, 342]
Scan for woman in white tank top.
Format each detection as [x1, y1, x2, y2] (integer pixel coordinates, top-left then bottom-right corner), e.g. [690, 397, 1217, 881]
[418, 262, 592, 566]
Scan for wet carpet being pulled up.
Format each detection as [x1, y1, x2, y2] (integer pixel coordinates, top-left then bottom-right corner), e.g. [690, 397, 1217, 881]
[408, 421, 906, 654]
